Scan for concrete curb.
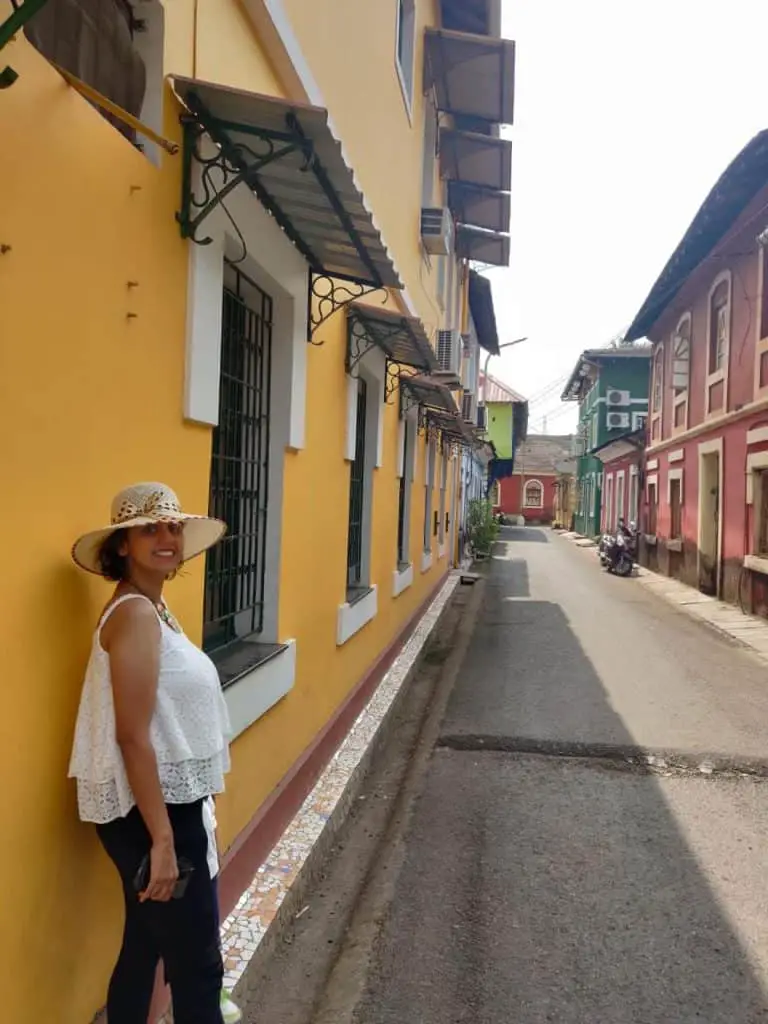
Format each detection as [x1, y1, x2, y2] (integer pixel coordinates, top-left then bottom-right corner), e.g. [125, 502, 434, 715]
[220, 574, 461, 1004]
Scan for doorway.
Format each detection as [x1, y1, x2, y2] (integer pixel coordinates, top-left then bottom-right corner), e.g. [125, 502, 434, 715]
[698, 446, 721, 596]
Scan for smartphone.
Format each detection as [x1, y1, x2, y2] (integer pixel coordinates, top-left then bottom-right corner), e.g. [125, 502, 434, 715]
[133, 855, 195, 899]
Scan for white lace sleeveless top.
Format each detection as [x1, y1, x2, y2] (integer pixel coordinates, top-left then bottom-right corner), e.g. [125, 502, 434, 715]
[68, 594, 232, 824]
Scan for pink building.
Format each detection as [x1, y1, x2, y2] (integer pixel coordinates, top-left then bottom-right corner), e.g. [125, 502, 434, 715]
[624, 129, 768, 612]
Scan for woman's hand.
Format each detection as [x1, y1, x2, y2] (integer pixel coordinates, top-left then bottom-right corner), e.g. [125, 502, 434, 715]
[140, 837, 179, 903]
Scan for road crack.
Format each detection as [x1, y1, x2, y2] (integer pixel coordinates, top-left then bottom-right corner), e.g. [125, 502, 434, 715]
[435, 735, 768, 780]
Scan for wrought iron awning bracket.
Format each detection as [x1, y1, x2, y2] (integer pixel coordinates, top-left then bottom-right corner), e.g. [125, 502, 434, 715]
[0, 0, 49, 88]
[178, 109, 313, 245]
[312, 277, 388, 347]
[385, 362, 421, 404]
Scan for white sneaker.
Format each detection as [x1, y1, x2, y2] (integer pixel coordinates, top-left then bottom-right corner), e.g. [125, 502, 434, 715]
[221, 990, 243, 1023]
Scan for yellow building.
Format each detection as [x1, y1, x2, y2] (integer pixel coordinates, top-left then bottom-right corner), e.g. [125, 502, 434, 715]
[0, 0, 514, 1018]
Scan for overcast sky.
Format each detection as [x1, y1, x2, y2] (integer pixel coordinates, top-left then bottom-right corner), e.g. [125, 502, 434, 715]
[489, 1, 768, 434]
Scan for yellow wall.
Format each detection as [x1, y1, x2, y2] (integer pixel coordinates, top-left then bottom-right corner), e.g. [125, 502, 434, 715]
[280, 0, 444, 334]
[0, 0, 456, 1018]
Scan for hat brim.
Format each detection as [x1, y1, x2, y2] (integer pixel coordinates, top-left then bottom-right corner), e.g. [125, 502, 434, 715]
[72, 515, 227, 576]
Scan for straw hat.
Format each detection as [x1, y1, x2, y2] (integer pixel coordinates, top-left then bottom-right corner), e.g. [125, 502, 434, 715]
[72, 482, 226, 576]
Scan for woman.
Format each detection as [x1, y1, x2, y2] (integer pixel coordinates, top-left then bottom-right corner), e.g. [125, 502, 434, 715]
[68, 482, 240, 1024]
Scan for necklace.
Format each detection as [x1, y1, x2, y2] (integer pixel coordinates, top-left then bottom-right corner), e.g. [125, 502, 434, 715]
[125, 584, 182, 633]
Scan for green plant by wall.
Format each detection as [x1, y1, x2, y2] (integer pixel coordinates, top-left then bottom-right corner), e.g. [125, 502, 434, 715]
[467, 498, 499, 555]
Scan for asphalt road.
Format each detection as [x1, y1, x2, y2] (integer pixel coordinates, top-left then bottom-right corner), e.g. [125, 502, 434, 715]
[354, 528, 768, 1024]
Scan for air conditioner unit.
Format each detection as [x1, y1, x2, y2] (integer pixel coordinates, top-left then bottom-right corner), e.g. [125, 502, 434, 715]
[607, 411, 630, 429]
[606, 388, 630, 407]
[477, 405, 487, 430]
[420, 207, 453, 256]
[436, 328, 462, 379]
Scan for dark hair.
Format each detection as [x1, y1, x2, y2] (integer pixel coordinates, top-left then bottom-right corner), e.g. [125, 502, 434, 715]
[97, 527, 185, 581]
[98, 529, 130, 582]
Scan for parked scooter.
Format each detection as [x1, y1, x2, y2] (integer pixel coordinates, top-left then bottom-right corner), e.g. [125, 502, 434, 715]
[603, 519, 637, 577]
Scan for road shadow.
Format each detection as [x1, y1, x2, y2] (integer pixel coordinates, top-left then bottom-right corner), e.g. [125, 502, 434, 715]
[357, 555, 768, 1023]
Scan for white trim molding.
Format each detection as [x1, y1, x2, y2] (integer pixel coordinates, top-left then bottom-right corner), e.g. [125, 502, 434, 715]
[224, 640, 297, 741]
[668, 449, 685, 464]
[184, 168, 308, 451]
[697, 437, 724, 596]
[421, 549, 433, 573]
[747, 426, 768, 447]
[667, 467, 684, 504]
[337, 586, 378, 646]
[646, 458, 659, 471]
[746, 450, 768, 504]
[671, 311, 691, 434]
[393, 563, 413, 597]
[704, 270, 732, 419]
[754, 245, 768, 401]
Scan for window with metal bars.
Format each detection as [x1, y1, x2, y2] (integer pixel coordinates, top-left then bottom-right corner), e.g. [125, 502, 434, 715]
[347, 377, 368, 594]
[397, 417, 411, 567]
[423, 439, 435, 551]
[203, 265, 272, 655]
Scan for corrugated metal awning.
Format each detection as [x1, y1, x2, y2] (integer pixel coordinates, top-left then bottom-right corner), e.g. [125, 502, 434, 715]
[424, 28, 515, 126]
[439, 128, 512, 191]
[448, 181, 510, 233]
[173, 76, 400, 291]
[457, 224, 510, 267]
[401, 376, 459, 414]
[427, 409, 477, 444]
[347, 303, 438, 373]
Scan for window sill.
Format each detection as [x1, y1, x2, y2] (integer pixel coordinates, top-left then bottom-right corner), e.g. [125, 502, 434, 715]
[337, 585, 378, 646]
[667, 538, 683, 552]
[421, 549, 433, 573]
[219, 639, 296, 741]
[744, 554, 768, 576]
[393, 563, 413, 597]
[644, 534, 658, 547]
[438, 541, 446, 560]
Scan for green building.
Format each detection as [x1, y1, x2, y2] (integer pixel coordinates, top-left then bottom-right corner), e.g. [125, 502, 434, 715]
[562, 348, 651, 536]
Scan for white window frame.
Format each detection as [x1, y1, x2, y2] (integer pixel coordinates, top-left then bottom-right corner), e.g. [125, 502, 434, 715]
[755, 246, 768, 401]
[705, 270, 732, 419]
[628, 465, 639, 525]
[394, 406, 418, 596]
[438, 443, 449, 557]
[615, 469, 626, 526]
[646, 474, 659, 541]
[667, 467, 684, 548]
[395, 0, 416, 120]
[523, 478, 544, 509]
[182, 163, 306, 737]
[671, 312, 691, 434]
[422, 437, 437, 572]
[604, 473, 614, 532]
[650, 342, 664, 443]
[337, 348, 386, 643]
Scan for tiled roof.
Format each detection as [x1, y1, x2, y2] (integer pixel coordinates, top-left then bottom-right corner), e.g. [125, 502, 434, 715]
[516, 435, 574, 474]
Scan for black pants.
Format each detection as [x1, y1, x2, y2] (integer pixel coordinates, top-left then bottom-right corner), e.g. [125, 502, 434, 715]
[96, 800, 224, 1024]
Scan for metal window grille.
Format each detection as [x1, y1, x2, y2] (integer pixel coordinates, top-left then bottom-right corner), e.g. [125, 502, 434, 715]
[397, 419, 410, 565]
[347, 377, 368, 590]
[203, 265, 272, 653]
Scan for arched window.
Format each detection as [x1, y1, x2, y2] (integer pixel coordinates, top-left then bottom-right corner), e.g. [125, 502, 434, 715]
[672, 313, 691, 431]
[523, 479, 544, 508]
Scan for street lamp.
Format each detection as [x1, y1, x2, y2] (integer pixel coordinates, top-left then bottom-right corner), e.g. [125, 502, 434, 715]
[482, 336, 528, 399]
